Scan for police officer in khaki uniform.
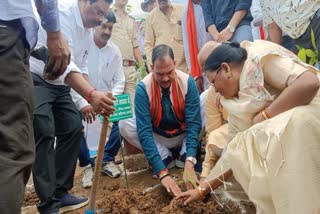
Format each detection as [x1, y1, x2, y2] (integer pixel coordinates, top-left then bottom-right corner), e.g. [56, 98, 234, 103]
[111, 0, 144, 105]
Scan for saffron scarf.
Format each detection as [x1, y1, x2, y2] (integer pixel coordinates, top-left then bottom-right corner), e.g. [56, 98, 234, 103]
[187, 0, 202, 78]
[150, 73, 185, 128]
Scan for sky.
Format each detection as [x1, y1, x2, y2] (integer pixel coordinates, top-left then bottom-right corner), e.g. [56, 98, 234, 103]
[127, 0, 187, 17]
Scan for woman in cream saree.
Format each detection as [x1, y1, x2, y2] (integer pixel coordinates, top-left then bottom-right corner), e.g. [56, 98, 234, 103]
[178, 40, 320, 214]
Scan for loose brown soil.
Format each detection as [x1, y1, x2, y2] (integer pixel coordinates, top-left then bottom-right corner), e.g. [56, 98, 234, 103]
[23, 154, 255, 214]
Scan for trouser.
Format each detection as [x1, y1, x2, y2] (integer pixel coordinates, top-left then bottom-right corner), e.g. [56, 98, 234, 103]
[123, 66, 136, 110]
[294, 9, 320, 67]
[282, 35, 297, 54]
[230, 24, 253, 43]
[32, 74, 82, 213]
[120, 117, 202, 172]
[119, 117, 187, 160]
[102, 122, 121, 162]
[0, 19, 34, 214]
[78, 127, 94, 167]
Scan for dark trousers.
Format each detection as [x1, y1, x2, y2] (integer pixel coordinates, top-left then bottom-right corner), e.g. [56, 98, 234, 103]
[103, 122, 121, 162]
[32, 74, 82, 213]
[0, 20, 34, 214]
[294, 9, 320, 57]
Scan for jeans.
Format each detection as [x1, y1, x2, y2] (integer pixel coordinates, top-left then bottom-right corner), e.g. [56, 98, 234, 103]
[231, 24, 253, 43]
[103, 122, 122, 162]
[78, 129, 95, 167]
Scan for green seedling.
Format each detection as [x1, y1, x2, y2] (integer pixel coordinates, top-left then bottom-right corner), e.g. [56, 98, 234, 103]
[296, 29, 319, 67]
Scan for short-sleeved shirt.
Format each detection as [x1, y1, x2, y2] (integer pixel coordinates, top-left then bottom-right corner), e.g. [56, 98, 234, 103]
[260, 0, 320, 39]
[111, 8, 139, 61]
[144, 4, 187, 73]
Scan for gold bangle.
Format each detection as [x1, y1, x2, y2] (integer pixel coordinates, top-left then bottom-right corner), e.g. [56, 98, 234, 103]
[198, 185, 207, 198]
[261, 110, 268, 120]
[264, 108, 272, 118]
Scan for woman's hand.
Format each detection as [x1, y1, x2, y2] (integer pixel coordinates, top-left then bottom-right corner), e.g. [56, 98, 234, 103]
[176, 188, 203, 205]
[252, 111, 265, 125]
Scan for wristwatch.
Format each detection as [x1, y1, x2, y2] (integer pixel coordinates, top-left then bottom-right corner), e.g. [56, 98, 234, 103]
[226, 25, 235, 33]
[186, 156, 197, 165]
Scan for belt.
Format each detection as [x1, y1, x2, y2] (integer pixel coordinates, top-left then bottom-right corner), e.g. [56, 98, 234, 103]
[123, 60, 135, 67]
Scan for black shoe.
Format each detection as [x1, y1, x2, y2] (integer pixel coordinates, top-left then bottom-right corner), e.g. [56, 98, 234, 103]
[59, 194, 88, 213]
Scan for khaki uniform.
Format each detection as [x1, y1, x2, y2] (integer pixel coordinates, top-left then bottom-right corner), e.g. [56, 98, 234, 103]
[144, 4, 187, 73]
[111, 8, 139, 105]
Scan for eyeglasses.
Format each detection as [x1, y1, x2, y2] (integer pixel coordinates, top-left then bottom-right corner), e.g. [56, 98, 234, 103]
[210, 66, 222, 87]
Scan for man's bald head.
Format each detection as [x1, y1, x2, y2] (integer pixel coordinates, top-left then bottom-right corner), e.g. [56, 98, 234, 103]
[198, 41, 221, 69]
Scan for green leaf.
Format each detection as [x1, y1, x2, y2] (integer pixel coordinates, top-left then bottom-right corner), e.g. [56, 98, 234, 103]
[305, 49, 317, 58]
[311, 29, 317, 50]
[309, 57, 318, 66]
[295, 44, 303, 51]
[297, 48, 307, 63]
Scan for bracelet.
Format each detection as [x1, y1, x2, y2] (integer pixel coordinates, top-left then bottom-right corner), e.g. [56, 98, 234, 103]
[261, 110, 268, 120]
[264, 108, 272, 118]
[261, 108, 272, 120]
[85, 88, 96, 103]
[158, 168, 168, 176]
[159, 172, 170, 181]
[197, 185, 207, 198]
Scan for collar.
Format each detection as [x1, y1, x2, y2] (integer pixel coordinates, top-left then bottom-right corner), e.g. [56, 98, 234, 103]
[74, 1, 85, 29]
[156, 4, 174, 20]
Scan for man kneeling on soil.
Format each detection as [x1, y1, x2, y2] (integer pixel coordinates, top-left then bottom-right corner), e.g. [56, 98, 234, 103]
[120, 44, 202, 196]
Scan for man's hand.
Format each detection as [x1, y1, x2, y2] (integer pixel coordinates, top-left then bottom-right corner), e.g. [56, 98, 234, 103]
[160, 175, 182, 197]
[90, 91, 116, 117]
[183, 161, 199, 190]
[195, 77, 204, 94]
[81, 105, 96, 124]
[217, 28, 233, 42]
[208, 25, 220, 41]
[46, 31, 71, 79]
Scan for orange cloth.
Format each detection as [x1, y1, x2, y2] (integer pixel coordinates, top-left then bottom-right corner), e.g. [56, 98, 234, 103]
[187, 0, 202, 78]
[150, 74, 185, 129]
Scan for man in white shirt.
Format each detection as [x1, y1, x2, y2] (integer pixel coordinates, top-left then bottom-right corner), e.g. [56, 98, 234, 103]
[73, 10, 125, 187]
[30, 0, 115, 213]
[0, 1, 70, 214]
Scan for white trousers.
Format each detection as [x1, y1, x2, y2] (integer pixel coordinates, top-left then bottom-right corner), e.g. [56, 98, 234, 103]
[119, 116, 187, 160]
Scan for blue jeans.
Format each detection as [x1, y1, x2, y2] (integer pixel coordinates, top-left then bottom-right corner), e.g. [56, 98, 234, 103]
[78, 130, 94, 167]
[231, 24, 253, 43]
[103, 122, 121, 162]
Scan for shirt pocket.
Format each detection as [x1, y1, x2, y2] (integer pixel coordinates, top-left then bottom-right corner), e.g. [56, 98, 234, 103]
[174, 21, 183, 42]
